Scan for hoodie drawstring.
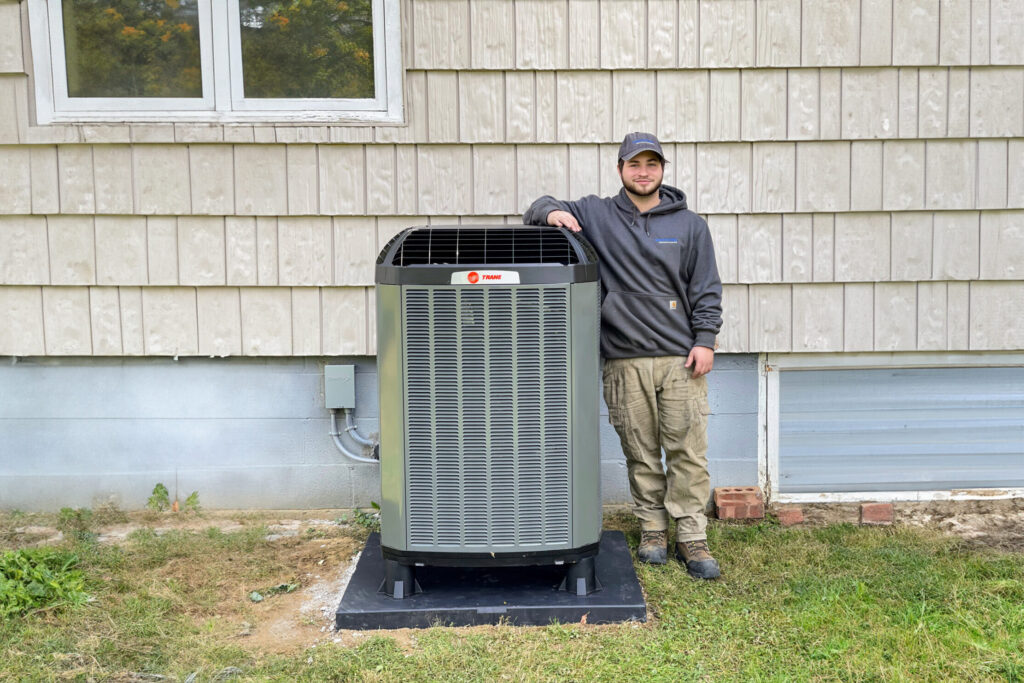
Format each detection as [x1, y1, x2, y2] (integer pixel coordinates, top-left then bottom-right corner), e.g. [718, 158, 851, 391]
[628, 210, 651, 236]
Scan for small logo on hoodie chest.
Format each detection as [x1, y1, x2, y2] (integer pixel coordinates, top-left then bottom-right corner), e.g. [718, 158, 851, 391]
[654, 238, 678, 244]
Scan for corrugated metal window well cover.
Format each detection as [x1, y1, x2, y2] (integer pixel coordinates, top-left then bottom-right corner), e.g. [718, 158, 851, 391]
[778, 366, 1024, 493]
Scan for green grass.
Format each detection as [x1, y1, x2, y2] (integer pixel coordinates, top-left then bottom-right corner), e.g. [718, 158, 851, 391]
[0, 512, 1021, 682]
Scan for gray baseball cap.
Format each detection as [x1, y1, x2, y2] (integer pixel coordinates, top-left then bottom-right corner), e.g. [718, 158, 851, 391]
[618, 132, 666, 162]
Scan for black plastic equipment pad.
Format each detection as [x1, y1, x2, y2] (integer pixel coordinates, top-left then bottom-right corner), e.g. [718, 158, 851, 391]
[336, 531, 646, 629]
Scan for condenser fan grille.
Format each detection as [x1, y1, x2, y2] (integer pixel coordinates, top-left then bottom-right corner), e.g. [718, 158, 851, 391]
[394, 227, 581, 266]
[403, 285, 571, 549]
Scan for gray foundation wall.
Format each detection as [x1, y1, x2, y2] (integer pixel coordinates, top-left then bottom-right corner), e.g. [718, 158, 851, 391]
[0, 354, 759, 511]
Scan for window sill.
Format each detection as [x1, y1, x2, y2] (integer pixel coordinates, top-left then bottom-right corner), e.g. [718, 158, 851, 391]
[39, 110, 406, 126]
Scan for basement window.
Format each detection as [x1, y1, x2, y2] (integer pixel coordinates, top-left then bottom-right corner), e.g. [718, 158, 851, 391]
[28, 0, 402, 124]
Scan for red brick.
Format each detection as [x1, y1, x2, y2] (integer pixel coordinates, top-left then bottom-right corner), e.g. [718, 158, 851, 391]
[713, 486, 765, 520]
[777, 507, 804, 527]
[860, 502, 894, 525]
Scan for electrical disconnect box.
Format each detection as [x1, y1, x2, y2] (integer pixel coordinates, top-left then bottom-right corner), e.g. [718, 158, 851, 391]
[325, 365, 356, 409]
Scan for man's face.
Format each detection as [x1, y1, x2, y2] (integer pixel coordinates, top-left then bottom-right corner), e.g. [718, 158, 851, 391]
[618, 151, 664, 198]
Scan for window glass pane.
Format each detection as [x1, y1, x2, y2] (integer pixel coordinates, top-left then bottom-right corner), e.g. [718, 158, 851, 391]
[62, 0, 203, 98]
[238, 0, 374, 99]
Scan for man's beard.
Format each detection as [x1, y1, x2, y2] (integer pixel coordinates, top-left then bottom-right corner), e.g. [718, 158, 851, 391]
[623, 176, 662, 198]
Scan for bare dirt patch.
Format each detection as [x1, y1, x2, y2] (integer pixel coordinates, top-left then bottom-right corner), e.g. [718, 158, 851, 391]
[0, 509, 372, 657]
[898, 498, 1024, 551]
[2, 509, 350, 547]
[777, 498, 1024, 551]
[235, 533, 363, 655]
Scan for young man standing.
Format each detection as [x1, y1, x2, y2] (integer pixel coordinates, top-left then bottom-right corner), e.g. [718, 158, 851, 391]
[522, 132, 723, 579]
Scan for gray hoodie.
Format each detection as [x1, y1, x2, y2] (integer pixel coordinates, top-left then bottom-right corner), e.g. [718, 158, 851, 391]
[523, 185, 723, 359]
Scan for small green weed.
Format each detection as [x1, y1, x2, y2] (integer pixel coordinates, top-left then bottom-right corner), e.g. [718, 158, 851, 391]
[0, 548, 89, 617]
[340, 502, 381, 532]
[146, 483, 170, 512]
[183, 491, 201, 513]
[248, 582, 298, 603]
[56, 507, 96, 542]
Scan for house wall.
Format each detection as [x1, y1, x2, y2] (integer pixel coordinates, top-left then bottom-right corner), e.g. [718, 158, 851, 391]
[0, 353, 758, 511]
[1, 0, 1023, 508]
[3, 0, 1024, 358]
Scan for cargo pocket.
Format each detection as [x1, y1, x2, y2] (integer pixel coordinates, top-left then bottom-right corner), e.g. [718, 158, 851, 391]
[602, 363, 623, 427]
[660, 364, 710, 453]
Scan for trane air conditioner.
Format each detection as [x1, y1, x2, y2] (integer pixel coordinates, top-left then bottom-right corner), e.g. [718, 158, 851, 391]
[374, 225, 602, 597]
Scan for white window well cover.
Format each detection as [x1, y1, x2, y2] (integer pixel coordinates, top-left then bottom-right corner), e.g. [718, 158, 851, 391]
[28, 0, 403, 123]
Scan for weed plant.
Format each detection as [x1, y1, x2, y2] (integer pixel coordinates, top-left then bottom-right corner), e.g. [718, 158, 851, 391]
[56, 508, 97, 543]
[184, 491, 202, 513]
[146, 483, 171, 512]
[341, 501, 382, 532]
[0, 548, 89, 617]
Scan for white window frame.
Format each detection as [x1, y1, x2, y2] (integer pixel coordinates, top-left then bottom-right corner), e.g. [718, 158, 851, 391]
[27, 0, 403, 124]
[759, 351, 1024, 504]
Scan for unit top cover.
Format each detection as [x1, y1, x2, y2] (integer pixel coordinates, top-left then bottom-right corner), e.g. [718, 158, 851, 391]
[375, 225, 599, 286]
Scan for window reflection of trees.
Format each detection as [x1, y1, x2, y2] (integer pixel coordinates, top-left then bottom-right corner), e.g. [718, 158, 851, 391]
[239, 0, 375, 99]
[62, 0, 375, 100]
[63, 0, 202, 98]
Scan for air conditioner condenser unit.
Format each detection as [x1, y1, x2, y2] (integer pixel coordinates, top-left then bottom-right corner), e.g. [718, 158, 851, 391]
[375, 225, 602, 597]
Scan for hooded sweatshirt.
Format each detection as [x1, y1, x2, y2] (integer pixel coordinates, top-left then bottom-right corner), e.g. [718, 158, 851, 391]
[523, 185, 722, 360]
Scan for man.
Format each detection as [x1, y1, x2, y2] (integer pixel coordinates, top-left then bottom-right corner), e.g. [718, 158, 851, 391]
[522, 132, 723, 579]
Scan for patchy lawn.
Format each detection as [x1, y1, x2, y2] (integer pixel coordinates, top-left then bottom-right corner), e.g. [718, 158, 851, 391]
[1, 507, 1022, 682]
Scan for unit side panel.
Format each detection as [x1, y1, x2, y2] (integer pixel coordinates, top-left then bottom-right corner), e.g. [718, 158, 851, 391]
[376, 284, 408, 550]
[570, 281, 602, 546]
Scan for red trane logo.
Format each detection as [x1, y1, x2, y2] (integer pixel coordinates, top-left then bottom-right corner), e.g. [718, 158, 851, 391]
[467, 271, 479, 284]
[482, 274, 502, 280]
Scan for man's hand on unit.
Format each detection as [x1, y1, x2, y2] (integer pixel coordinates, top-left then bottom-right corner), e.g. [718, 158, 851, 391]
[547, 210, 582, 232]
[685, 346, 714, 378]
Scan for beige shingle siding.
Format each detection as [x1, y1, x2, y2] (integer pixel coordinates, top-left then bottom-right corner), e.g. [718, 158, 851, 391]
[7, 67, 1024, 145]
[2, 0, 1024, 357]
[9, 140, 1016, 215]
[0, 1, 22, 75]
[399, 0, 1020, 70]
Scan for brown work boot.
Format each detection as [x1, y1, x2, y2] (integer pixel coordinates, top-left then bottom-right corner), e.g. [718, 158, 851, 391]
[637, 530, 668, 565]
[675, 539, 721, 579]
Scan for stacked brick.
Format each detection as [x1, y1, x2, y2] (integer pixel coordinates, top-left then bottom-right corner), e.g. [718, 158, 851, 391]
[714, 486, 765, 520]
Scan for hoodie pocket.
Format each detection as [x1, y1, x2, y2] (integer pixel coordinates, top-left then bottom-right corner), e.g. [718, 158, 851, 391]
[600, 290, 691, 356]
[652, 237, 683, 274]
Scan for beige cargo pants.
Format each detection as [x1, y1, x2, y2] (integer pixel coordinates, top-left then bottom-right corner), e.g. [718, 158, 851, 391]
[602, 356, 710, 542]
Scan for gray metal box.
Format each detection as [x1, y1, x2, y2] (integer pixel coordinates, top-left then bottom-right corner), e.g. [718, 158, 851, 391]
[324, 365, 356, 409]
[375, 225, 602, 567]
